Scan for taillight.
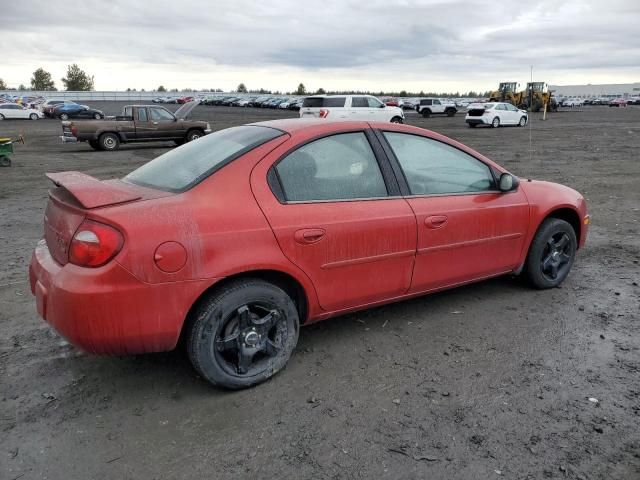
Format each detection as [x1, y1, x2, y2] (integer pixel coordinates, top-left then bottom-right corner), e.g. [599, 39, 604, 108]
[319, 109, 329, 118]
[71, 124, 78, 136]
[69, 219, 124, 268]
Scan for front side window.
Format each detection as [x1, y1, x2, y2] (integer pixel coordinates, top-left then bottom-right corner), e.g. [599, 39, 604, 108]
[383, 132, 496, 195]
[150, 108, 175, 121]
[433, 100, 441, 105]
[274, 132, 387, 202]
[125, 125, 284, 192]
[367, 97, 384, 108]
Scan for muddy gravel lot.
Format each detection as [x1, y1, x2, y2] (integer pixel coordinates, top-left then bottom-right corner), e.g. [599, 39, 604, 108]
[1, 103, 639, 480]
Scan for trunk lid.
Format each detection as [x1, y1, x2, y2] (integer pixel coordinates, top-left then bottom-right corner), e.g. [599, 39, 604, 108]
[43, 171, 170, 265]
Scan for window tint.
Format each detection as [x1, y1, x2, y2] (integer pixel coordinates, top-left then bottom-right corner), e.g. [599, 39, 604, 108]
[496, 104, 506, 110]
[302, 97, 346, 108]
[383, 132, 496, 195]
[367, 97, 383, 108]
[351, 97, 368, 108]
[150, 108, 174, 121]
[125, 126, 284, 192]
[420, 99, 432, 106]
[275, 132, 387, 202]
[138, 108, 148, 122]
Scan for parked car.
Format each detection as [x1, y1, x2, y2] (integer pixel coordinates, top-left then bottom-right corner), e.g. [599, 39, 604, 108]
[52, 103, 102, 120]
[465, 102, 528, 128]
[609, 98, 628, 107]
[60, 101, 210, 150]
[0, 103, 44, 120]
[177, 96, 194, 104]
[399, 99, 417, 110]
[43, 100, 79, 118]
[382, 97, 399, 107]
[416, 98, 457, 118]
[30, 119, 589, 389]
[300, 95, 404, 123]
[562, 98, 583, 107]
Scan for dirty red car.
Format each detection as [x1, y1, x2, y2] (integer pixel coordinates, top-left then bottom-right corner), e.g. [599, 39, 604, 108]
[29, 119, 589, 389]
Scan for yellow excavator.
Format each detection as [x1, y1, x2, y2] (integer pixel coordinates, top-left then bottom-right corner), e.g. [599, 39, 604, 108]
[488, 82, 521, 104]
[517, 82, 558, 112]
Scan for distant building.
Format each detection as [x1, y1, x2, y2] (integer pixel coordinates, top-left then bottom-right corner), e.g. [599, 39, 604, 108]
[550, 83, 640, 99]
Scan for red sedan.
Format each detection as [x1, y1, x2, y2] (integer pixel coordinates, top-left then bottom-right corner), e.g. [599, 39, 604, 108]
[30, 120, 589, 389]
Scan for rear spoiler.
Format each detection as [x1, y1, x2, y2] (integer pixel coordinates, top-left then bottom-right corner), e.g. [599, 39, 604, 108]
[46, 171, 141, 209]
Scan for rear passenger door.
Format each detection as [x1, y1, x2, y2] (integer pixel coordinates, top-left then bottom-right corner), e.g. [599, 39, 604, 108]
[252, 129, 417, 312]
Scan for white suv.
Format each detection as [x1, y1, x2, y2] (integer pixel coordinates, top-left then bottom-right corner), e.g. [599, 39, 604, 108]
[416, 98, 458, 118]
[299, 95, 404, 123]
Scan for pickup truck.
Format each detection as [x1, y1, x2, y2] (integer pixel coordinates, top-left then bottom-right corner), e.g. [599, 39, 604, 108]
[61, 101, 211, 151]
[415, 98, 457, 118]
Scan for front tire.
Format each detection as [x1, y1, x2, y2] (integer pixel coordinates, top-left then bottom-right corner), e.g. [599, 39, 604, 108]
[524, 218, 577, 289]
[518, 116, 527, 127]
[99, 132, 120, 151]
[186, 129, 204, 142]
[93, 113, 102, 119]
[446, 108, 456, 117]
[59, 113, 69, 120]
[491, 117, 500, 128]
[390, 116, 403, 124]
[187, 279, 299, 389]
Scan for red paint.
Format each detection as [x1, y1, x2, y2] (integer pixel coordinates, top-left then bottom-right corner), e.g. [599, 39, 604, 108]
[29, 120, 588, 355]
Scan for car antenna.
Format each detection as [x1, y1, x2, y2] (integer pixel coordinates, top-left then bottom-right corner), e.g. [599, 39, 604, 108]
[529, 64, 534, 167]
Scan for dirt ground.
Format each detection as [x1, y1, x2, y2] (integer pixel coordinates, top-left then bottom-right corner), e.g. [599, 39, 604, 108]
[1, 103, 639, 480]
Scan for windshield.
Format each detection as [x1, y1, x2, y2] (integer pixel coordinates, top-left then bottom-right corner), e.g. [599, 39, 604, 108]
[125, 125, 285, 192]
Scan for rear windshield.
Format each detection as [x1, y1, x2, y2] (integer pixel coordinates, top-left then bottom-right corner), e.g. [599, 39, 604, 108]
[302, 97, 346, 108]
[124, 126, 284, 192]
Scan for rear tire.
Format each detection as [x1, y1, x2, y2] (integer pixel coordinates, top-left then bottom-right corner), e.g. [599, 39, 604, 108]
[0, 156, 11, 167]
[0, 113, 5, 120]
[390, 116, 403, 124]
[99, 132, 120, 151]
[421, 109, 431, 118]
[491, 117, 500, 128]
[59, 113, 69, 120]
[30, 113, 39, 120]
[187, 279, 299, 389]
[524, 218, 577, 289]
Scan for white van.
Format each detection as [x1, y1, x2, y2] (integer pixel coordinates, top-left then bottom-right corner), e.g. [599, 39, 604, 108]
[299, 95, 404, 123]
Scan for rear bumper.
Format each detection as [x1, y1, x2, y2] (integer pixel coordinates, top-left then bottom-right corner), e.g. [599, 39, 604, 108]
[29, 240, 209, 355]
[60, 135, 78, 143]
[465, 117, 489, 125]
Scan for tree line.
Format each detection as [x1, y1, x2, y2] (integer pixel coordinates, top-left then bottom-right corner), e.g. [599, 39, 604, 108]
[0, 69, 489, 98]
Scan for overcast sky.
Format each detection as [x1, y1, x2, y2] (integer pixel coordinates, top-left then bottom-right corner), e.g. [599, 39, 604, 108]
[2, 0, 639, 93]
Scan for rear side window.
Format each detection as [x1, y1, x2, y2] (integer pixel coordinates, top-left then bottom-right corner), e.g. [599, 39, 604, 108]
[302, 97, 346, 108]
[383, 132, 496, 195]
[125, 126, 284, 192]
[351, 97, 368, 108]
[420, 99, 432, 106]
[274, 132, 387, 202]
[137, 108, 148, 121]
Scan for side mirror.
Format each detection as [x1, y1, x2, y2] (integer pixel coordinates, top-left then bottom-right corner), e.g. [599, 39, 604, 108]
[499, 173, 518, 192]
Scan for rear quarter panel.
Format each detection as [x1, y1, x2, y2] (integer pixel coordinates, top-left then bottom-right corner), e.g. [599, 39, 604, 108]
[94, 134, 322, 318]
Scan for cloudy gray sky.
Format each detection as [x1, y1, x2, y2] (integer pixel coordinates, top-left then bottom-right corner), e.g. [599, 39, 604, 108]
[2, 0, 639, 92]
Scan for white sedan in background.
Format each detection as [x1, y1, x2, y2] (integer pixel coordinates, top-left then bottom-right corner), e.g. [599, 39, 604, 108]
[563, 98, 584, 107]
[465, 102, 528, 128]
[0, 103, 44, 120]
